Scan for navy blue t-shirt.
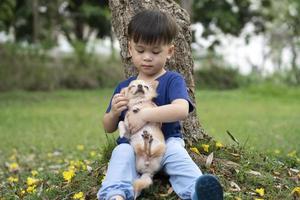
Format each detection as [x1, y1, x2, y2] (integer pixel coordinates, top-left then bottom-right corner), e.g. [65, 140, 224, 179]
[106, 71, 194, 144]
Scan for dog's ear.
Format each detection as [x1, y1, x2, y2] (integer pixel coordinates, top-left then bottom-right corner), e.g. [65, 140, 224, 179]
[150, 80, 159, 90]
[120, 87, 128, 97]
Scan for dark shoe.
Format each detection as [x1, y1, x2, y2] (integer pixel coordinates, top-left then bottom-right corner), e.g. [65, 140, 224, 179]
[193, 174, 223, 200]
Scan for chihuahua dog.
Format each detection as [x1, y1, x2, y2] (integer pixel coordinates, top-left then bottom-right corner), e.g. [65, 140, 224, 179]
[118, 80, 166, 198]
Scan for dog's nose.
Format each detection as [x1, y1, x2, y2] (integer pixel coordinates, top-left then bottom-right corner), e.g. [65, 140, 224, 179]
[138, 84, 143, 89]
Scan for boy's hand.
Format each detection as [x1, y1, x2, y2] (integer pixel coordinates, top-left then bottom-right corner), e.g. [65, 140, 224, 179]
[127, 109, 147, 133]
[110, 93, 128, 117]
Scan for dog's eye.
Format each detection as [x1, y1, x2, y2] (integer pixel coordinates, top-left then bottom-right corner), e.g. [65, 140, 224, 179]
[128, 86, 134, 90]
[144, 85, 149, 90]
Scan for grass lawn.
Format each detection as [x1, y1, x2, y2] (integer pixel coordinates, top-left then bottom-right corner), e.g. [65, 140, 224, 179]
[0, 85, 299, 156]
[0, 85, 299, 199]
[196, 85, 300, 154]
[0, 89, 112, 156]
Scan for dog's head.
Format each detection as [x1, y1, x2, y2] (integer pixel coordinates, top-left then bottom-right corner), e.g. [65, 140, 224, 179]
[121, 80, 158, 103]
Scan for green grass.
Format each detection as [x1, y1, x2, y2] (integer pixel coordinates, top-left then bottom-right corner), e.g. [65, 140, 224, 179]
[0, 89, 116, 156]
[196, 85, 300, 154]
[0, 85, 299, 199]
[1, 85, 299, 155]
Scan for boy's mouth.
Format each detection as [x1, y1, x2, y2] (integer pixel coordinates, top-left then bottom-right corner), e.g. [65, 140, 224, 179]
[141, 65, 152, 68]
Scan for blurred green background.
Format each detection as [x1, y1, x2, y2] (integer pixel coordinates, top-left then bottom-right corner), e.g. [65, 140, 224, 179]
[0, 0, 299, 156]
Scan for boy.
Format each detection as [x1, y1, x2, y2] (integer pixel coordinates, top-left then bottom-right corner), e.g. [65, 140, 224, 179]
[97, 10, 223, 200]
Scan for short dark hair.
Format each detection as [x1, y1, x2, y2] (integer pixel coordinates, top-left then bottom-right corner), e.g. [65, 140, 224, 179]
[128, 10, 178, 45]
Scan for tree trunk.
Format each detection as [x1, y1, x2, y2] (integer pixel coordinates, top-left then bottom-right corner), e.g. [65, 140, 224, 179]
[32, 0, 39, 43]
[180, 0, 193, 17]
[108, 0, 210, 146]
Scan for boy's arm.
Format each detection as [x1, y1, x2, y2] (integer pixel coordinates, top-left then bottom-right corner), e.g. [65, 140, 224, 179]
[102, 112, 120, 133]
[103, 93, 128, 133]
[142, 99, 189, 122]
[127, 99, 189, 133]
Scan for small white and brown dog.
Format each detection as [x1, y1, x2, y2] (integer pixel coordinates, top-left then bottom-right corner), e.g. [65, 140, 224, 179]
[118, 80, 166, 198]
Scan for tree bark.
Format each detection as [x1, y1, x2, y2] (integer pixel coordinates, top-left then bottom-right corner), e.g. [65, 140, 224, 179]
[180, 0, 193, 17]
[32, 0, 39, 43]
[108, 0, 210, 146]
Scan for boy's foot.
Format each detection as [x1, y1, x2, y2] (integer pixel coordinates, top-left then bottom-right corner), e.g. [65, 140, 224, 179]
[193, 174, 223, 200]
[109, 195, 125, 200]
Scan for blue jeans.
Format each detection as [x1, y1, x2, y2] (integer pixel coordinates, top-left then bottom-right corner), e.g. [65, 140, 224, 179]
[97, 137, 202, 200]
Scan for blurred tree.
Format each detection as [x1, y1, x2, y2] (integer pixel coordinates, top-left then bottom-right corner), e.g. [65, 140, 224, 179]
[62, 0, 111, 44]
[0, 0, 16, 32]
[180, 0, 193, 16]
[192, 0, 273, 44]
[266, 0, 300, 84]
[0, 0, 111, 48]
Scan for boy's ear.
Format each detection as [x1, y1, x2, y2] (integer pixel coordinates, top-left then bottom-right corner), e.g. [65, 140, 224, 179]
[128, 41, 133, 57]
[167, 45, 175, 59]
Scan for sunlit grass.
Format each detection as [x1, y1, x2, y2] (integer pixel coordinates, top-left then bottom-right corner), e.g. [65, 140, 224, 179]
[196, 85, 300, 153]
[0, 89, 116, 156]
[0, 85, 299, 156]
[0, 85, 299, 199]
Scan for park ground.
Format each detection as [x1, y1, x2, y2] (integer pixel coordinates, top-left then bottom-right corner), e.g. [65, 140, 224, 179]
[0, 84, 299, 199]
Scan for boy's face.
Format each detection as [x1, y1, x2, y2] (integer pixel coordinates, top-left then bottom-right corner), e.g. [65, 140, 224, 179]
[128, 39, 174, 77]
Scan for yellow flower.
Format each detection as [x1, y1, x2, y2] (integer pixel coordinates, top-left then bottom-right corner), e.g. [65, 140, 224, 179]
[27, 177, 39, 186]
[90, 151, 96, 157]
[77, 145, 84, 151]
[26, 185, 36, 194]
[73, 192, 84, 200]
[274, 149, 280, 154]
[190, 147, 200, 155]
[235, 197, 242, 200]
[202, 144, 210, 153]
[31, 170, 38, 176]
[255, 188, 265, 197]
[292, 187, 300, 196]
[68, 165, 76, 171]
[215, 141, 224, 148]
[101, 175, 106, 183]
[287, 150, 297, 157]
[21, 189, 26, 195]
[9, 154, 17, 161]
[7, 176, 18, 183]
[63, 169, 75, 183]
[254, 199, 264, 200]
[8, 162, 19, 172]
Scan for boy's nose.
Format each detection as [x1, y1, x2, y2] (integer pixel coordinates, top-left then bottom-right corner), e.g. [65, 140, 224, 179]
[143, 54, 153, 61]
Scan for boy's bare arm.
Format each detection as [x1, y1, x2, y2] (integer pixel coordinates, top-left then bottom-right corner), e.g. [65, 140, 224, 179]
[103, 93, 128, 133]
[143, 99, 189, 122]
[127, 99, 189, 133]
[103, 112, 120, 133]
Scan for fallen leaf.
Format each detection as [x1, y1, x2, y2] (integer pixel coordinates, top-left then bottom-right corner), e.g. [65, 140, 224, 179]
[205, 152, 214, 168]
[247, 170, 262, 176]
[230, 181, 241, 192]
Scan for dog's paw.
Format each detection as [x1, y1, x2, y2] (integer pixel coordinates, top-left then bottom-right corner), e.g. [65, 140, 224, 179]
[142, 130, 150, 140]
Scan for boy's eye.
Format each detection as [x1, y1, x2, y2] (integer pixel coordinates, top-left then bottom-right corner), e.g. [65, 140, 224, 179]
[152, 51, 161, 54]
[136, 49, 144, 53]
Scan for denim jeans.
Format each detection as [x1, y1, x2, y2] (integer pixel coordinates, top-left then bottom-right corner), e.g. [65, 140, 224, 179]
[97, 137, 202, 200]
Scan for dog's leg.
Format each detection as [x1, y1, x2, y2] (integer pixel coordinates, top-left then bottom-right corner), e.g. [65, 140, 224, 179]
[142, 130, 150, 152]
[148, 134, 153, 156]
[133, 173, 153, 199]
[118, 121, 128, 138]
[141, 130, 153, 156]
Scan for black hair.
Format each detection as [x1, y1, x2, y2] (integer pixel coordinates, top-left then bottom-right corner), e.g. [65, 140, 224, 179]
[128, 10, 178, 45]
